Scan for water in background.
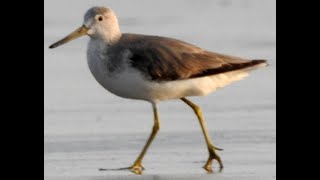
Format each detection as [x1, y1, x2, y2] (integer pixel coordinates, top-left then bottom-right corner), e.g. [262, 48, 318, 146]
[44, 0, 276, 179]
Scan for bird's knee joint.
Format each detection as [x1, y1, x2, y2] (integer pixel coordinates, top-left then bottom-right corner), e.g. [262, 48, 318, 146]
[153, 123, 160, 131]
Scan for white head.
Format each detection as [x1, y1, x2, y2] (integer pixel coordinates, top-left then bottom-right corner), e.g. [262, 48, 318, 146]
[49, 7, 121, 49]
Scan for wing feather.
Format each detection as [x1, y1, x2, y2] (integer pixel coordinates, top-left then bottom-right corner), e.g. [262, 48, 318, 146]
[117, 33, 266, 81]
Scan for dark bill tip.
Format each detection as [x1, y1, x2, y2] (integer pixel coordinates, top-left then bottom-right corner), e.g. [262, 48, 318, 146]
[48, 25, 88, 49]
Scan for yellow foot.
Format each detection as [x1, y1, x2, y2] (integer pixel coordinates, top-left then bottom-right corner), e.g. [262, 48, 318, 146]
[129, 163, 145, 175]
[99, 163, 145, 175]
[203, 145, 224, 173]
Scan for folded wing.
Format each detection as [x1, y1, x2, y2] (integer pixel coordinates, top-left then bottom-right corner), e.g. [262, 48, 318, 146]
[119, 33, 266, 81]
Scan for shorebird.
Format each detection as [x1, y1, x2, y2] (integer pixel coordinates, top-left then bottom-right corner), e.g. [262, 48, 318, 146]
[49, 6, 267, 175]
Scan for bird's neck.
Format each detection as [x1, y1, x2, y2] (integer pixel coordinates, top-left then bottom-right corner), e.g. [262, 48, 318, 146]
[95, 23, 122, 46]
[106, 25, 122, 45]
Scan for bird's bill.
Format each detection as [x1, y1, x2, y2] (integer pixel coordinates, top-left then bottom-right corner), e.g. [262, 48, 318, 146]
[49, 25, 89, 49]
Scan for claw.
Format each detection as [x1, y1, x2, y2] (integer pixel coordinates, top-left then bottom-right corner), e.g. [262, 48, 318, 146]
[203, 146, 224, 172]
[212, 145, 223, 151]
[203, 164, 213, 173]
[129, 163, 145, 175]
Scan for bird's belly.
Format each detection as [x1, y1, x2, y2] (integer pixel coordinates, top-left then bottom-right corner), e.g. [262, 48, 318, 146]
[88, 56, 250, 102]
[141, 70, 251, 102]
[100, 70, 152, 101]
[87, 61, 199, 102]
[87, 58, 151, 101]
[91, 71, 217, 102]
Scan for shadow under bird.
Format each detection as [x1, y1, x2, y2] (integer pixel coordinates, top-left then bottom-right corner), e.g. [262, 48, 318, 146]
[49, 6, 268, 175]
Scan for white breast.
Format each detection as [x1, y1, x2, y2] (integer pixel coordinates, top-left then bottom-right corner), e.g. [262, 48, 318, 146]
[87, 40, 152, 101]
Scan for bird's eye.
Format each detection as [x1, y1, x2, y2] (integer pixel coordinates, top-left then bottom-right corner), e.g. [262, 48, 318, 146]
[98, 16, 103, 21]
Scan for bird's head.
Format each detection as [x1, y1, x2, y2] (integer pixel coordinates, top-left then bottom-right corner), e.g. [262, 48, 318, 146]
[49, 6, 121, 49]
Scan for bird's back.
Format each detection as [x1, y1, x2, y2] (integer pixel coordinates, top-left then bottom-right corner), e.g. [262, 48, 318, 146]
[116, 33, 267, 82]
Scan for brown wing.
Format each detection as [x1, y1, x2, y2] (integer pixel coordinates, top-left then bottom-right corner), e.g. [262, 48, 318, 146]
[120, 33, 266, 81]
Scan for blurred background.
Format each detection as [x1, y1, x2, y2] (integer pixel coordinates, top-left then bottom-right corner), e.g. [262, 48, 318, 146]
[44, 0, 276, 179]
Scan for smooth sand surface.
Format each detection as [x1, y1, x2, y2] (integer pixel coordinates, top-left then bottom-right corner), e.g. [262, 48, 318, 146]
[44, 0, 276, 179]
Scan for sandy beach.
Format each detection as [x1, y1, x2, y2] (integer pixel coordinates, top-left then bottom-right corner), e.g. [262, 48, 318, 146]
[44, 0, 276, 179]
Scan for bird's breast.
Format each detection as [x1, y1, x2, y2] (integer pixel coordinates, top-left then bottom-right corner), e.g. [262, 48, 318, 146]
[86, 43, 152, 101]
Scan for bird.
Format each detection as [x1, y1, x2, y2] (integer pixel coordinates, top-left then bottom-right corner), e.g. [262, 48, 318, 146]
[49, 6, 268, 175]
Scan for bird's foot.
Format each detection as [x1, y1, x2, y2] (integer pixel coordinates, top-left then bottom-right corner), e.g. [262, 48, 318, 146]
[99, 162, 145, 175]
[129, 162, 145, 175]
[203, 145, 224, 173]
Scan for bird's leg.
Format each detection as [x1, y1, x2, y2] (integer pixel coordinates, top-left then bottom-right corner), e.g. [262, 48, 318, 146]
[181, 97, 224, 172]
[129, 103, 160, 175]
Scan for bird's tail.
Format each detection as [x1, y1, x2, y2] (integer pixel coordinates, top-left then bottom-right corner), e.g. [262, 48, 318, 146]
[239, 59, 268, 72]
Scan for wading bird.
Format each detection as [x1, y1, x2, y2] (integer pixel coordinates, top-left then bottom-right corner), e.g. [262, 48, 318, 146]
[49, 6, 267, 175]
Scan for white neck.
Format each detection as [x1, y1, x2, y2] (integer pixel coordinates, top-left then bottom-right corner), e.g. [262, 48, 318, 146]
[89, 16, 122, 45]
[102, 23, 122, 45]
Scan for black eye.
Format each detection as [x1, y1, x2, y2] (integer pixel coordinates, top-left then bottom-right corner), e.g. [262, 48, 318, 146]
[98, 16, 103, 21]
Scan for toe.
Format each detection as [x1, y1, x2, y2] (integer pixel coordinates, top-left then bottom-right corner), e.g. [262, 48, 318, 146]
[130, 164, 145, 175]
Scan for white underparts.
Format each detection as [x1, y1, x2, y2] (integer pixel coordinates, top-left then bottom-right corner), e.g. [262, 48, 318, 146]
[145, 63, 267, 102]
[87, 47, 267, 103]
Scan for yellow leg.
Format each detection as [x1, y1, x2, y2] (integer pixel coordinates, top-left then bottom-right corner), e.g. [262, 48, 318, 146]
[181, 97, 223, 172]
[130, 103, 160, 174]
